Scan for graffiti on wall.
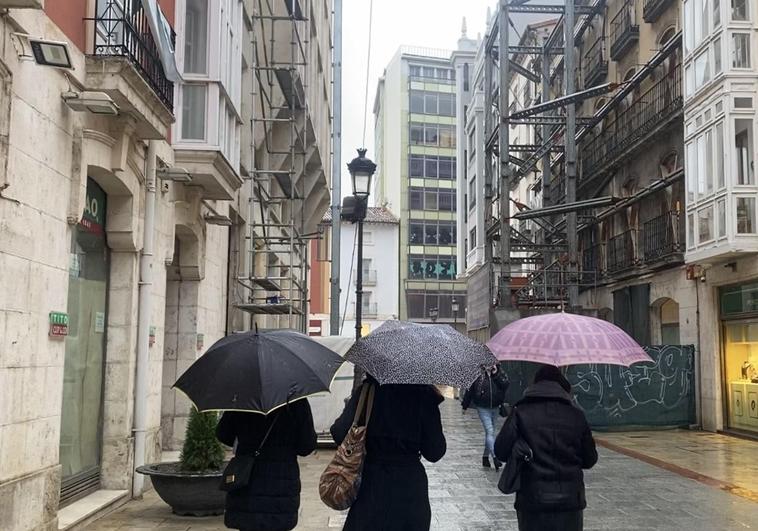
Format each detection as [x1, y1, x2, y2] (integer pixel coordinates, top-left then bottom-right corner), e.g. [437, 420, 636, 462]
[501, 345, 696, 428]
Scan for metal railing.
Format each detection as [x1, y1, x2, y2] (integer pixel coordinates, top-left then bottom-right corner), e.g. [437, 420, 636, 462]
[359, 302, 378, 318]
[607, 230, 637, 272]
[610, 0, 639, 59]
[580, 65, 682, 181]
[354, 270, 378, 286]
[515, 259, 598, 307]
[582, 243, 605, 274]
[584, 37, 608, 89]
[642, 211, 684, 262]
[644, 0, 674, 22]
[91, 0, 175, 110]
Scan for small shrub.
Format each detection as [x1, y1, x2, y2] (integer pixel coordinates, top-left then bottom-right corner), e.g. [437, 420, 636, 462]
[179, 407, 225, 472]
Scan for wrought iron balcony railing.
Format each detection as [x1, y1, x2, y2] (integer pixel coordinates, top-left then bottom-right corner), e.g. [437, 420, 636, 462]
[580, 64, 682, 182]
[357, 302, 378, 318]
[584, 37, 608, 89]
[607, 230, 637, 273]
[582, 243, 605, 274]
[642, 211, 684, 263]
[354, 270, 378, 286]
[610, 0, 639, 60]
[92, 0, 175, 110]
[643, 0, 675, 23]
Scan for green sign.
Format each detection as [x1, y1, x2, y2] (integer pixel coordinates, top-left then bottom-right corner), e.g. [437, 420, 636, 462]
[49, 311, 69, 338]
[80, 178, 107, 234]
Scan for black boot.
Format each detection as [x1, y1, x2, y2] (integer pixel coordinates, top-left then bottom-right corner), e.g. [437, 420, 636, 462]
[494, 458, 503, 471]
[482, 456, 491, 468]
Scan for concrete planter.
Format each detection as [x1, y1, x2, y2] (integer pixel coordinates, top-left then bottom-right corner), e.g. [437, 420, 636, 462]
[136, 463, 226, 516]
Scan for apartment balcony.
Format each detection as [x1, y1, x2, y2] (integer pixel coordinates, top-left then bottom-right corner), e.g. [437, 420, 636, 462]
[85, 0, 175, 139]
[582, 243, 605, 275]
[584, 38, 608, 89]
[643, 0, 675, 22]
[610, 0, 639, 61]
[580, 65, 682, 186]
[607, 230, 638, 273]
[642, 211, 684, 264]
[354, 270, 378, 287]
[354, 303, 378, 319]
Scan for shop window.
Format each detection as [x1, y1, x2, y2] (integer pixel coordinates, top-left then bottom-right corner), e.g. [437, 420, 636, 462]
[732, 33, 751, 68]
[721, 315, 758, 434]
[734, 119, 754, 184]
[737, 197, 756, 233]
[698, 206, 714, 242]
[731, 0, 748, 20]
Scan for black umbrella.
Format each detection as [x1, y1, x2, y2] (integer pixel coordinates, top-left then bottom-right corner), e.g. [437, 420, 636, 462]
[345, 320, 496, 388]
[173, 329, 344, 414]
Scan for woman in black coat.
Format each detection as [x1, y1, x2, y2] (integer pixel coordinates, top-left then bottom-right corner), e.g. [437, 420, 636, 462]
[216, 399, 317, 531]
[330, 378, 447, 531]
[494, 365, 598, 531]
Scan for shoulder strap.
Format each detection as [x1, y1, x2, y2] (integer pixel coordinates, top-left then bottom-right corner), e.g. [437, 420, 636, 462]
[351, 384, 370, 426]
[254, 414, 279, 456]
[363, 384, 376, 426]
[351, 383, 376, 427]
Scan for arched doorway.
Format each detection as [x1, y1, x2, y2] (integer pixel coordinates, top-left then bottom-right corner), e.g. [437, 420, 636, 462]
[651, 297, 680, 344]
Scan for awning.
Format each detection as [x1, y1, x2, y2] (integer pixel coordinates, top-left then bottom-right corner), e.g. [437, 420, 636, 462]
[143, 0, 182, 83]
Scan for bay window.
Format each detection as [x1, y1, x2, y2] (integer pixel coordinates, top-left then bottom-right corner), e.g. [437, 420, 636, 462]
[737, 197, 756, 233]
[732, 33, 751, 68]
[698, 206, 714, 243]
[734, 119, 754, 185]
[731, 0, 748, 21]
[184, 0, 208, 74]
[181, 85, 207, 140]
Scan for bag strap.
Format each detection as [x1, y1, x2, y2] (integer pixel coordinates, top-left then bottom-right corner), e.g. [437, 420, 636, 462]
[363, 384, 376, 426]
[351, 384, 370, 426]
[254, 414, 279, 457]
[351, 383, 376, 427]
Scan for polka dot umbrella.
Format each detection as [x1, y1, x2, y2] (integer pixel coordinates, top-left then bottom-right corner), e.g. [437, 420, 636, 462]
[345, 320, 497, 388]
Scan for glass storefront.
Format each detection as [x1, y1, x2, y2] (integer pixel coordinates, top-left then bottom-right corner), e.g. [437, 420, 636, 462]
[59, 178, 109, 504]
[720, 283, 758, 434]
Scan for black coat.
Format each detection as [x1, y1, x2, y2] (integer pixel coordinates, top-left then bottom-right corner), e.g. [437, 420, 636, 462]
[494, 381, 598, 513]
[462, 369, 509, 410]
[330, 383, 446, 531]
[216, 400, 317, 531]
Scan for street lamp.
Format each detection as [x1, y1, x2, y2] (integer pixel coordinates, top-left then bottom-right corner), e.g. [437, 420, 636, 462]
[452, 297, 459, 329]
[429, 307, 439, 323]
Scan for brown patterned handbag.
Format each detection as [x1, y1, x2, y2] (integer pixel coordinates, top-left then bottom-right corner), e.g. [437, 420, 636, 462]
[318, 383, 375, 510]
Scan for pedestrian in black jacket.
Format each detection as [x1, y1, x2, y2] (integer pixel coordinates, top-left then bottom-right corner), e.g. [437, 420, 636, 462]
[462, 364, 509, 470]
[494, 365, 598, 531]
[330, 378, 446, 531]
[216, 400, 317, 531]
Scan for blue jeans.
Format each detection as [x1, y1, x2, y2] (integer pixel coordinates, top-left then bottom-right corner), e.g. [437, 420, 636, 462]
[476, 407, 499, 459]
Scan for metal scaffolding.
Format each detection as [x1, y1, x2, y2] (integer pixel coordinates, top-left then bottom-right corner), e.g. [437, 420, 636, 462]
[236, 0, 312, 332]
[481, 0, 683, 312]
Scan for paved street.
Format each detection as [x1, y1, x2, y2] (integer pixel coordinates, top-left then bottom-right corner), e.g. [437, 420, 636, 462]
[87, 400, 758, 531]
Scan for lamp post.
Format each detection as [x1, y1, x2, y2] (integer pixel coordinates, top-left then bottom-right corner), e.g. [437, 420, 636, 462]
[346, 148, 376, 389]
[452, 297, 459, 330]
[429, 307, 439, 323]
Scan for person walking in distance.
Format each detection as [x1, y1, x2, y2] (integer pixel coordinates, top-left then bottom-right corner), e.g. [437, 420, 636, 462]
[495, 365, 598, 531]
[462, 364, 509, 470]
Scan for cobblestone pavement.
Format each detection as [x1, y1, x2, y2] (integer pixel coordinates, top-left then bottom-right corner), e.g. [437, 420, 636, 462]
[87, 400, 758, 531]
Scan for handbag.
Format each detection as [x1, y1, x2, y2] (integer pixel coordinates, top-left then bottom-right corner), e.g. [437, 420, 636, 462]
[318, 383, 376, 510]
[499, 403, 509, 418]
[219, 415, 278, 492]
[497, 407, 533, 495]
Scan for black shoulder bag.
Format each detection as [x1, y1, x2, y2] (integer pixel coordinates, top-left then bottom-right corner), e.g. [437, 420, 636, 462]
[220, 415, 278, 492]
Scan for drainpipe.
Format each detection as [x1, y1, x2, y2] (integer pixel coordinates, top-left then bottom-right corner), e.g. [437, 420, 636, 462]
[133, 140, 157, 497]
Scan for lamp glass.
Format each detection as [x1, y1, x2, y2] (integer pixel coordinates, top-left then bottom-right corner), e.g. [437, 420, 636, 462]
[352, 172, 371, 197]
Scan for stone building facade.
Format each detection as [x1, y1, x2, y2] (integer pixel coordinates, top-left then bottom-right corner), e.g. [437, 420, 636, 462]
[0, 0, 332, 529]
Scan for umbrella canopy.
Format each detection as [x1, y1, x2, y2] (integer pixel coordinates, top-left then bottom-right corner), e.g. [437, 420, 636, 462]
[345, 320, 497, 388]
[174, 329, 344, 415]
[487, 312, 652, 367]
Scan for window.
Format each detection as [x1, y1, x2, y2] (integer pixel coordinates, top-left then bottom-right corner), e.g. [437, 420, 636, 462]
[700, 0, 709, 43]
[439, 125, 456, 148]
[737, 197, 756, 233]
[469, 227, 477, 251]
[439, 191, 455, 211]
[362, 258, 372, 276]
[463, 63, 470, 92]
[732, 34, 751, 68]
[410, 123, 424, 144]
[424, 191, 439, 211]
[424, 93, 438, 114]
[718, 198, 727, 237]
[439, 93, 455, 116]
[685, 65, 694, 97]
[706, 130, 714, 194]
[181, 85, 207, 140]
[469, 179, 476, 209]
[698, 207, 714, 242]
[714, 37, 722, 75]
[410, 155, 424, 177]
[694, 51, 710, 90]
[410, 91, 424, 113]
[424, 125, 438, 145]
[410, 65, 422, 77]
[714, 0, 721, 26]
[408, 257, 457, 281]
[409, 221, 457, 245]
[734, 119, 755, 184]
[684, 0, 694, 53]
[687, 213, 695, 247]
[409, 155, 456, 179]
[184, 0, 208, 74]
[409, 222, 423, 244]
[438, 158, 454, 179]
[468, 130, 476, 158]
[735, 97, 753, 108]
[732, 0, 748, 20]
[716, 122, 725, 188]
[697, 134, 707, 196]
[410, 189, 423, 210]
[693, 0, 704, 46]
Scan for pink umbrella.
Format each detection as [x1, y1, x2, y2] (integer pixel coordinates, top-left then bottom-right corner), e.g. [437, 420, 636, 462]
[487, 312, 652, 367]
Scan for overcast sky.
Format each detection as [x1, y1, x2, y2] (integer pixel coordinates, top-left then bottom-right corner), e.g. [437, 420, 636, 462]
[337, 0, 496, 197]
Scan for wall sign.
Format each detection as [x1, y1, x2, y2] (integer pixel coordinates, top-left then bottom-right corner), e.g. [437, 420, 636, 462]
[49, 312, 69, 338]
[80, 179, 107, 235]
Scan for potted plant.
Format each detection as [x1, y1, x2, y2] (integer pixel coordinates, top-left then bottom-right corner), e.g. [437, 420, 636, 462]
[137, 408, 227, 516]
